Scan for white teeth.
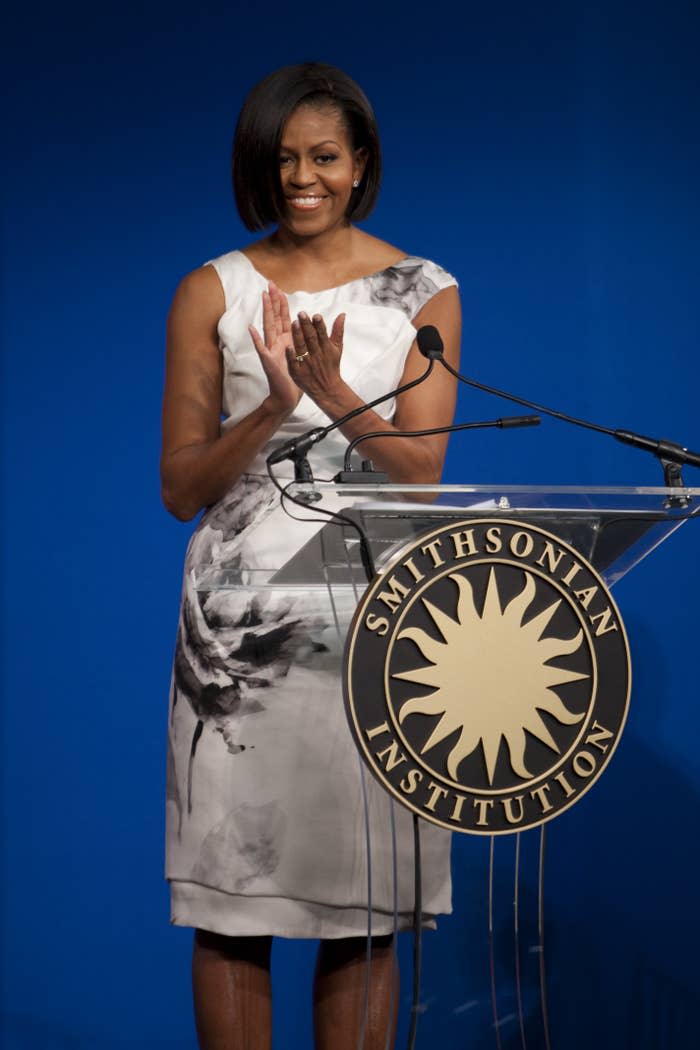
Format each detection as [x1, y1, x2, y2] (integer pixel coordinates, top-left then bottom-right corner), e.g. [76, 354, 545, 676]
[290, 196, 323, 205]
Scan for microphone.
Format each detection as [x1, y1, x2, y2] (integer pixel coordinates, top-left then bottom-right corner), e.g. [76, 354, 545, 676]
[613, 432, 700, 469]
[415, 324, 444, 360]
[333, 324, 540, 482]
[339, 414, 541, 477]
[266, 327, 439, 469]
[266, 427, 327, 467]
[421, 328, 700, 485]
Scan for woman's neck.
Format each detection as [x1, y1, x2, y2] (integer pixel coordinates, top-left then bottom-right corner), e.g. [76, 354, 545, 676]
[244, 225, 371, 292]
[265, 222, 358, 267]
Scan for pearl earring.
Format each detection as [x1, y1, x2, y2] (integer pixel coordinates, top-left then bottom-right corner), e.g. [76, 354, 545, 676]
[353, 179, 360, 188]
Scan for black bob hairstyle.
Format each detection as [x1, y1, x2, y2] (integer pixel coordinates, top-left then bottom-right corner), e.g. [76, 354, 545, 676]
[232, 63, 382, 232]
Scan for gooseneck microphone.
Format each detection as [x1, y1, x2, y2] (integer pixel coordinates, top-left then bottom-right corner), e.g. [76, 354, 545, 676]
[340, 415, 540, 476]
[417, 325, 700, 484]
[265, 327, 439, 468]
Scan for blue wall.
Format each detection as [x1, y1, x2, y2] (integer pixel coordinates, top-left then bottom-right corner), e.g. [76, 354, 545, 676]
[2, 2, 699, 1047]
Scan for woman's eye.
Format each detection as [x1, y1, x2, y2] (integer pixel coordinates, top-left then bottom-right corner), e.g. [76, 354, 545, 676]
[315, 154, 337, 165]
[279, 156, 292, 167]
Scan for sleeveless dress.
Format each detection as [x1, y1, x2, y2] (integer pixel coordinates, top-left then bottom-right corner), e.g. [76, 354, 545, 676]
[166, 250, 458, 938]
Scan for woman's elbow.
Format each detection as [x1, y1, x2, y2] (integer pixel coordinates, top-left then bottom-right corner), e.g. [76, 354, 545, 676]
[413, 442, 445, 484]
[161, 479, 200, 522]
[390, 448, 444, 486]
[416, 465, 444, 486]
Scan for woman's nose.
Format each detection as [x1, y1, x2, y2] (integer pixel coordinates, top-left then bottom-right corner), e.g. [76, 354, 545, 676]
[289, 159, 316, 186]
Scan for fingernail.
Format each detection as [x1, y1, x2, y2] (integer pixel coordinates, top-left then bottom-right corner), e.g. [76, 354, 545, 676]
[299, 311, 308, 321]
[313, 314, 322, 323]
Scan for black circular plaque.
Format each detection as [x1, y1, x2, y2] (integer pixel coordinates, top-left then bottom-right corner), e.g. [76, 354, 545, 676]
[343, 518, 631, 834]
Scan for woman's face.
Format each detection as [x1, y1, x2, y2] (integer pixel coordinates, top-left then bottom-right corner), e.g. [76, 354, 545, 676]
[277, 104, 367, 237]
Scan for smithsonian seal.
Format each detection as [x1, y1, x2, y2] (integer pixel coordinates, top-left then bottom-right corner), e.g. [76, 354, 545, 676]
[343, 518, 631, 834]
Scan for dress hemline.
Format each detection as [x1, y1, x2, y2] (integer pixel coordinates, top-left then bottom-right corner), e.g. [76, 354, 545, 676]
[170, 880, 441, 939]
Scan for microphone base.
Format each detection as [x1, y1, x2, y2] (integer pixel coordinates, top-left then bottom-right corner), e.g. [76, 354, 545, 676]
[333, 469, 389, 484]
[292, 455, 323, 502]
[661, 457, 690, 507]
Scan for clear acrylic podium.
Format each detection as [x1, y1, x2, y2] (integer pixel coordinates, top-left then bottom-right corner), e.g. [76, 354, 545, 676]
[194, 482, 699, 1048]
[196, 482, 700, 593]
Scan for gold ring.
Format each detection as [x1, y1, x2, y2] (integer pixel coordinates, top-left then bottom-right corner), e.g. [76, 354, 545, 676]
[294, 351, 310, 362]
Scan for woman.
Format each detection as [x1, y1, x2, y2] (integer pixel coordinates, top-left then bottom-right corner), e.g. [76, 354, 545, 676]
[161, 62, 461, 1049]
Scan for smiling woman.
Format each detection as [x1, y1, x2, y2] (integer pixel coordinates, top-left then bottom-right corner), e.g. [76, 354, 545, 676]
[276, 106, 366, 236]
[160, 62, 462, 1050]
[231, 63, 381, 235]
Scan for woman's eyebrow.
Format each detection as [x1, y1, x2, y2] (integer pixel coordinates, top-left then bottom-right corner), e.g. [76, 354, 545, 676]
[279, 139, 342, 153]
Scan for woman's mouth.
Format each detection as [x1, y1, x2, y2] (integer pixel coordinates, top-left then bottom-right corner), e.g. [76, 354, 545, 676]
[287, 196, 326, 211]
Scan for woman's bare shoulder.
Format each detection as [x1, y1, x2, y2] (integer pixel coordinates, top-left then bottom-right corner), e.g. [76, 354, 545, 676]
[175, 263, 224, 295]
[170, 264, 225, 318]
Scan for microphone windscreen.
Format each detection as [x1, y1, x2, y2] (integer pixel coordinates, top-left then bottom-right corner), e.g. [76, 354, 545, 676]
[500, 415, 541, 429]
[416, 325, 444, 359]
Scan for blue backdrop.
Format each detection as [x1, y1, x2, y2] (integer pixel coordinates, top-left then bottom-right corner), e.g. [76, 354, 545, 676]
[2, 2, 699, 1047]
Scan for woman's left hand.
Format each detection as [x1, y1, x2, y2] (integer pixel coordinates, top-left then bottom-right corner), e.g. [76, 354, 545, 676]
[286, 311, 346, 404]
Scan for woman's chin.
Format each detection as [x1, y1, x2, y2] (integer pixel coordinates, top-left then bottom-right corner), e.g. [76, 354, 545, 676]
[281, 208, 350, 239]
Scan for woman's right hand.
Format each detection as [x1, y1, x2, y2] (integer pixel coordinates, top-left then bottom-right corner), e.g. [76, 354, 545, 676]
[248, 283, 302, 416]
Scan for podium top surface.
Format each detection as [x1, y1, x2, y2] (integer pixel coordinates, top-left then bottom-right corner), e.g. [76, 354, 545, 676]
[288, 482, 700, 510]
[194, 482, 698, 593]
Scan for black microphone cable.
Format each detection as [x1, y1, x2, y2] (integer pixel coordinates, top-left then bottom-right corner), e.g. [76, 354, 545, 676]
[266, 463, 378, 579]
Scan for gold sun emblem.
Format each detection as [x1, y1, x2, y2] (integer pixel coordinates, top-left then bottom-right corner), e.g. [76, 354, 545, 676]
[393, 569, 590, 785]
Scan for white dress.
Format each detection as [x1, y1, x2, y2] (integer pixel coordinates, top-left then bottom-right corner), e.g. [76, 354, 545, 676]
[166, 250, 457, 938]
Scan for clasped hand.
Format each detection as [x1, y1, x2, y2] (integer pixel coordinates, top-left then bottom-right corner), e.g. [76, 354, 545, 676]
[249, 283, 345, 415]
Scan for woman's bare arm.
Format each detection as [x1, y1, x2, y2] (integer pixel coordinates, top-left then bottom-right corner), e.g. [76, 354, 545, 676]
[160, 268, 296, 520]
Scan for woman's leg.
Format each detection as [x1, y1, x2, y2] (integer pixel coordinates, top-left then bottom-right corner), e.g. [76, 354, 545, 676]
[313, 935, 399, 1050]
[192, 930, 273, 1050]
